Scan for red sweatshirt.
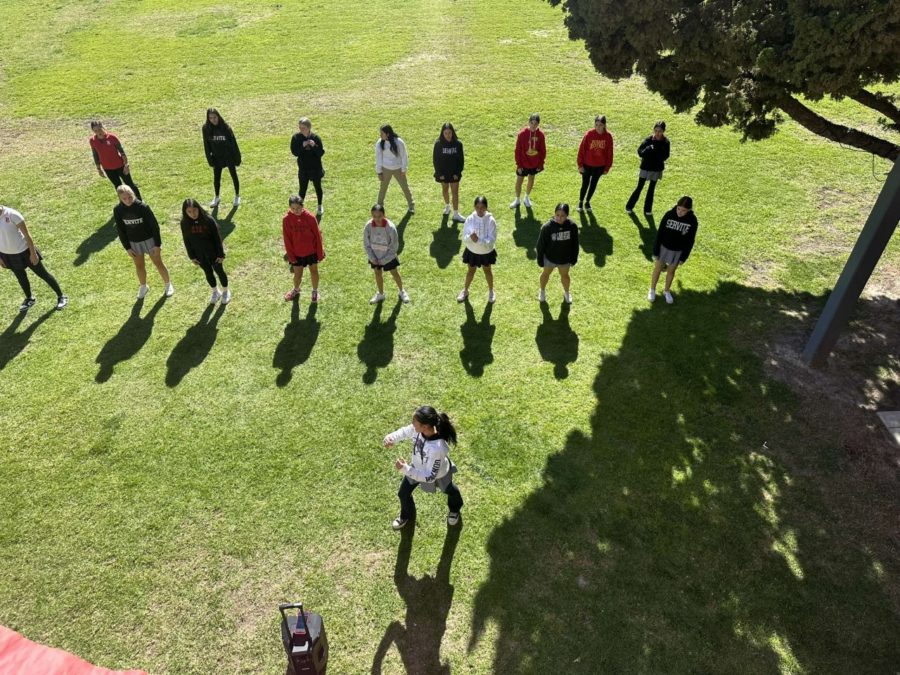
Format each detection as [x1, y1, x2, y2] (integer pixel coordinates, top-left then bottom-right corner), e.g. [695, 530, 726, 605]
[90, 133, 126, 170]
[283, 209, 324, 262]
[514, 127, 546, 170]
[576, 129, 614, 173]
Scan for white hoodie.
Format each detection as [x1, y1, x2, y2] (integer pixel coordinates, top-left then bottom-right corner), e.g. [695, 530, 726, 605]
[463, 211, 497, 255]
[375, 137, 409, 173]
[384, 425, 451, 484]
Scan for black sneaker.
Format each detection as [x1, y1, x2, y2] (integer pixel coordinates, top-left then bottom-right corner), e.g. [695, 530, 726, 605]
[19, 297, 36, 313]
[56, 295, 68, 310]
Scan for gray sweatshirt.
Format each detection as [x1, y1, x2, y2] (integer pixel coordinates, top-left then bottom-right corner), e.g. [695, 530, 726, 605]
[363, 219, 399, 264]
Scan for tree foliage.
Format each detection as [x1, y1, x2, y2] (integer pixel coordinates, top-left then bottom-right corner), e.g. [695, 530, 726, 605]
[548, 0, 900, 159]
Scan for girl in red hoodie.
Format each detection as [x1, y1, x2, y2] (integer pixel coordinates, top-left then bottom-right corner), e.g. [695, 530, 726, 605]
[282, 195, 324, 302]
[576, 115, 614, 212]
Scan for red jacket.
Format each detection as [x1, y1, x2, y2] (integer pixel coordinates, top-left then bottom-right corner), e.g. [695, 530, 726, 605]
[283, 209, 324, 262]
[576, 129, 614, 172]
[514, 127, 546, 170]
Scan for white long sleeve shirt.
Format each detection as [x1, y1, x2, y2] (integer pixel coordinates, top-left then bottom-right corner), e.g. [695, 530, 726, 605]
[385, 425, 451, 484]
[463, 211, 497, 255]
[375, 137, 409, 173]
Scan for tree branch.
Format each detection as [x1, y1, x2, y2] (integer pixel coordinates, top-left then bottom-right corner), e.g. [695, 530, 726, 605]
[778, 95, 900, 160]
[847, 89, 900, 126]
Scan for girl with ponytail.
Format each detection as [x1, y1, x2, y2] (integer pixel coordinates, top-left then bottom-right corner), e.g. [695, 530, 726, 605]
[383, 405, 463, 530]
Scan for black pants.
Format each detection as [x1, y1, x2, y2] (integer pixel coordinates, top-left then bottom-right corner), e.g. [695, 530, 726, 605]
[199, 259, 228, 288]
[626, 177, 658, 213]
[299, 172, 323, 203]
[579, 165, 605, 204]
[213, 165, 240, 196]
[398, 477, 463, 521]
[10, 261, 63, 299]
[105, 167, 142, 201]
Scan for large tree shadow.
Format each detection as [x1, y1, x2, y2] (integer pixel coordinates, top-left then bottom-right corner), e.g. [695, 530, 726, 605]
[74, 217, 117, 266]
[629, 211, 657, 262]
[165, 304, 226, 387]
[536, 302, 578, 379]
[579, 210, 613, 267]
[459, 300, 494, 377]
[95, 296, 166, 383]
[371, 525, 461, 675]
[430, 214, 461, 269]
[396, 212, 412, 255]
[0, 310, 55, 370]
[470, 283, 900, 672]
[357, 300, 402, 384]
[272, 301, 321, 387]
[511, 205, 541, 260]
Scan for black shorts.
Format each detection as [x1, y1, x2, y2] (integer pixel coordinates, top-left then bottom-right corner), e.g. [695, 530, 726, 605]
[369, 257, 400, 271]
[581, 165, 606, 178]
[462, 249, 497, 268]
[516, 167, 543, 177]
[434, 174, 461, 184]
[0, 248, 41, 271]
[291, 254, 320, 268]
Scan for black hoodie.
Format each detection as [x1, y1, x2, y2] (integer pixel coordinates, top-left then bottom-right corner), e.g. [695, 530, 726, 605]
[433, 137, 464, 180]
[637, 135, 670, 172]
[290, 132, 325, 178]
[202, 122, 241, 167]
[113, 200, 161, 249]
[653, 207, 698, 262]
[536, 218, 579, 266]
[180, 214, 225, 261]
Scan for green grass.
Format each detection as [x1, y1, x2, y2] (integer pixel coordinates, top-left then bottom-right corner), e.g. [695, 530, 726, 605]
[0, 1, 898, 673]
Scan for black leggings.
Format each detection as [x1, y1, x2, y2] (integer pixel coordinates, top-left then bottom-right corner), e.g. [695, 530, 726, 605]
[199, 259, 228, 288]
[626, 177, 658, 213]
[105, 167, 142, 201]
[10, 261, 63, 299]
[579, 165, 605, 204]
[299, 172, 323, 203]
[398, 477, 463, 521]
[213, 165, 240, 196]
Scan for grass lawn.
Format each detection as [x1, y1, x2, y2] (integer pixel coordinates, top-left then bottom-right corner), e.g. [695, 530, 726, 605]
[0, 0, 898, 673]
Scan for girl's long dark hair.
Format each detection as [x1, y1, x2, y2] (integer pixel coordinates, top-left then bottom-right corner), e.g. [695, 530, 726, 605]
[204, 107, 231, 132]
[438, 122, 457, 144]
[414, 405, 458, 445]
[380, 124, 399, 155]
[180, 198, 212, 225]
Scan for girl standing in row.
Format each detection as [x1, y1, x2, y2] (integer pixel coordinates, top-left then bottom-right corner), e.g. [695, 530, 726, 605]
[576, 115, 614, 212]
[384, 405, 463, 529]
[283, 196, 325, 303]
[290, 117, 326, 216]
[626, 121, 670, 216]
[0, 205, 67, 312]
[90, 121, 142, 201]
[649, 196, 698, 305]
[458, 196, 497, 304]
[202, 108, 241, 208]
[180, 199, 230, 305]
[433, 122, 465, 223]
[363, 204, 408, 305]
[536, 202, 579, 304]
[113, 185, 173, 300]
[375, 125, 415, 214]
[510, 113, 546, 209]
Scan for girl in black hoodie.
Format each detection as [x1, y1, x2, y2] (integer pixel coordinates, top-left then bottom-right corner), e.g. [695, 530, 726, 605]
[626, 121, 670, 216]
[202, 108, 241, 208]
[290, 117, 326, 216]
[432, 122, 465, 223]
[180, 198, 230, 305]
[649, 196, 698, 305]
[536, 202, 579, 305]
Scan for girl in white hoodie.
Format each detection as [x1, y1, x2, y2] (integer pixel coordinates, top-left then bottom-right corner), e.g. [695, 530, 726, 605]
[457, 195, 497, 303]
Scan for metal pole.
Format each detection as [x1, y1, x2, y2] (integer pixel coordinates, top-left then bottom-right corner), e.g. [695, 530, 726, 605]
[803, 159, 900, 366]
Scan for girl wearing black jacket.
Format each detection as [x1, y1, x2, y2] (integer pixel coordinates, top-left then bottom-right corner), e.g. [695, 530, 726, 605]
[113, 185, 173, 299]
[626, 121, 670, 216]
[180, 198, 230, 305]
[290, 117, 325, 216]
[433, 122, 465, 223]
[649, 196, 698, 305]
[202, 108, 241, 208]
[536, 202, 579, 305]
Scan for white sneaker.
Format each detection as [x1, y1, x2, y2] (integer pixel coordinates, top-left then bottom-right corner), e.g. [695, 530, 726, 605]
[457, 289, 468, 302]
[509, 198, 520, 209]
[233, 196, 241, 206]
[137, 284, 149, 299]
[209, 196, 220, 208]
[626, 207, 634, 214]
[538, 289, 546, 303]
[317, 204, 324, 216]
[488, 289, 496, 303]
[164, 282, 175, 297]
[452, 212, 466, 223]
[564, 292, 573, 304]
[221, 288, 232, 304]
[369, 292, 385, 305]
[392, 517, 409, 531]
[210, 289, 221, 304]
[644, 211, 652, 216]
[447, 512, 460, 527]
[664, 290, 674, 304]
[523, 195, 532, 208]
[576, 203, 584, 212]
[648, 288, 656, 302]
[399, 289, 410, 304]
[407, 204, 415, 214]
[443, 204, 451, 215]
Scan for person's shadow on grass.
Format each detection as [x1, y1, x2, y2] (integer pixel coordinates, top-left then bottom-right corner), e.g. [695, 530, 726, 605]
[430, 214, 461, 269]
[579, 210, 613, 267]
[536, 301, 578, 379]
[272, 301, 321, 387]
[74, 217, 117, 266]
[0, 309, 55, 370]
[165, 303, 226, 387]
[211, 204, 238, 240]
[629, 212, 657, 262]
[459, 300, 495, 376]
[512, 205, 542, 260]
[357, 300, 402, 384]
[371, 524, 461, 675]
[396, 212, 412, 255]
[95, 296, 166, 383]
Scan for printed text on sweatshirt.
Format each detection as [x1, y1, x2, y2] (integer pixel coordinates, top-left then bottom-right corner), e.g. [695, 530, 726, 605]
[653, 208, 698, 262]
[386, 425, 451, 484]
[113, 201, 161, 249]
[363, 219, 399, 264]
[536, 218, 580, 266]
[577, 129, 614, 171]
